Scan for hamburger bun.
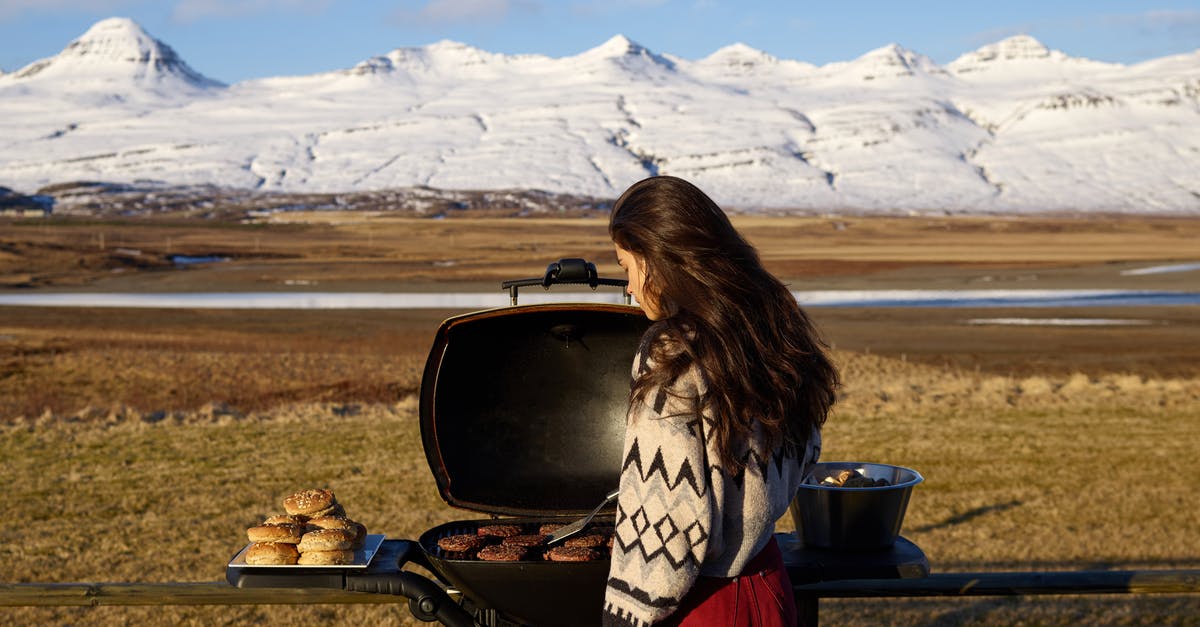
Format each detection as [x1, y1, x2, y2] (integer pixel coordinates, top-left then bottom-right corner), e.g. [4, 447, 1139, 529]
[283, 489, 337, 517]
[245, 542, 299, 565]
[308, 516, 367, 548]
[306, 516, 355, 532]
[297, 528, 355, 552]
[246, 523, 304, 544]
[310, 502, 345, 519]
[263, 514, 309, 525]
[297, 550, 356, 566]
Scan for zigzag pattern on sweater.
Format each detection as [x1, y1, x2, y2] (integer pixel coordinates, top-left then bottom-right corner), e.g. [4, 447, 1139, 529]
[714, 444, 784, 491]
[606, 576, 688, 614]
[686, 410, 797, 491]
[606, 341, 820, 627]
[601, 601, 652, 627]
[621, 439, 706, 498]
[616, 438, 709, 570]
[613, 503, 709, 570]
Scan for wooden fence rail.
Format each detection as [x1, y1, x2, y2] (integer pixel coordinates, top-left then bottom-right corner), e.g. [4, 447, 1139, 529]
[796, 569, 1200, 598]
[0, 582, 402, 607]
[3, 569, 1199, 608]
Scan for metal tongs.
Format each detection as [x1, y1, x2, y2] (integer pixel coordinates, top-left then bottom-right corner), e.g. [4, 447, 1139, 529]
[546, 488, 620, 547]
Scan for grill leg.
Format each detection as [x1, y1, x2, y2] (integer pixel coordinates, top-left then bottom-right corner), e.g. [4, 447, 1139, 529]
[797, 594, 818, 627]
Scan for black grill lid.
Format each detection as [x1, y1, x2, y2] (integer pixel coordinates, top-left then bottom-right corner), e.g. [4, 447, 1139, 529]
[419, 268, 649, 516]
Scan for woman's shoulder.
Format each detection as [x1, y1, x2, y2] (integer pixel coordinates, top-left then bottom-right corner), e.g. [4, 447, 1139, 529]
[638, 320, 686, 350]
[635, 321, 689, 371]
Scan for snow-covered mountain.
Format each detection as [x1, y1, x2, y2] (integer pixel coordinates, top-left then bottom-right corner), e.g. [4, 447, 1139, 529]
[1, 17, 1197, 214]
[5, 17, 222, 102]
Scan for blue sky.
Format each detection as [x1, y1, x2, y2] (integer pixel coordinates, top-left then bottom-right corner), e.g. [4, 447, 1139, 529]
[2, 0, 1199, 84]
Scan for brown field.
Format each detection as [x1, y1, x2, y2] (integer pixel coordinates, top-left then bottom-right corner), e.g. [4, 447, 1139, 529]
[4, 213, 1199, 291]
[2, 213, 1199, 625]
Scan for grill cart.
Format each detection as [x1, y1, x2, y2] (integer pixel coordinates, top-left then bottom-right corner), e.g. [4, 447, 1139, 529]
[226, 258, 929, 626]
[229, 259, 651, 626]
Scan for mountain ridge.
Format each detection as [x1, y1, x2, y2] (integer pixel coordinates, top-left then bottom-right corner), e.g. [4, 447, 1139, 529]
[8, 17, 222, 94]
[1, 18, 1197, 214]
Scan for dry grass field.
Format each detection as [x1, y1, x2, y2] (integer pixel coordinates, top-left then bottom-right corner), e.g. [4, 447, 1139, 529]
[2, 212, 1199, 625]
[4, 213, 1199, 291]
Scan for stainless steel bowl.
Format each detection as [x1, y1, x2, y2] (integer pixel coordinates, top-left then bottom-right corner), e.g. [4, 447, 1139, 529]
[789, 461, 923, 551]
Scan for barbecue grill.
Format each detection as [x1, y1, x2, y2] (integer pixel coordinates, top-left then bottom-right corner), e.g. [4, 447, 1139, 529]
[228, 258, 650, 627]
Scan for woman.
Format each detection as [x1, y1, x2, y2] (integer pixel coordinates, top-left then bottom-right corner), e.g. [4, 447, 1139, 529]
[602, 176, 839, 627]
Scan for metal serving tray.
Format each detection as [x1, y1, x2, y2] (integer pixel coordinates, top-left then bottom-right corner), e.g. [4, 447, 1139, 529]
[228, 534, 386, 569]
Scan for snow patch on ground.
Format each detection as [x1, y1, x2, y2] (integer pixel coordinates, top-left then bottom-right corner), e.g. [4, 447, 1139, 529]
[1120, 262, 1200, 276]
[965, 318, 1158, 326]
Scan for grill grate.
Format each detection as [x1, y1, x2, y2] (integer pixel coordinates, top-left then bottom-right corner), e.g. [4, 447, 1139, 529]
[422, 520, 614, 562]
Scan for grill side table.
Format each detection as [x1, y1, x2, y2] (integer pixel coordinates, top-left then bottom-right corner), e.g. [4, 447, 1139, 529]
[778, 532, 929, 626]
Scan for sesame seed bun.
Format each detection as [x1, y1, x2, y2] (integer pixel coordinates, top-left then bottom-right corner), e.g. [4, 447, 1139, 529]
[246, 523, 304, 544]
[307, 516, 367, 548]
[297, 550, 356, 566]
[245, 542, 299, 565]
[283, 489, 337, 516]
[297, 528, 355, 552]
[263, 514, 309, 525]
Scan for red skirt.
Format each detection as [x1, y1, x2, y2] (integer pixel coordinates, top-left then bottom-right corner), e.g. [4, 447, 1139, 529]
[658, 536, 798, 627]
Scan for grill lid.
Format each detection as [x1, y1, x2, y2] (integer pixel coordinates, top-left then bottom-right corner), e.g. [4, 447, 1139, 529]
[418, 260, 650, 517]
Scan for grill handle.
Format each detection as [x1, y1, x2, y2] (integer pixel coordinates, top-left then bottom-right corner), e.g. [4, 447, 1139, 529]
[501, 258, 630, 306]
[345, 571, 476, 627]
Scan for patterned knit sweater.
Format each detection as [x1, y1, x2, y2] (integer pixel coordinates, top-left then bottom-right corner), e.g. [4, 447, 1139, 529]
[601, 340, 821, 627]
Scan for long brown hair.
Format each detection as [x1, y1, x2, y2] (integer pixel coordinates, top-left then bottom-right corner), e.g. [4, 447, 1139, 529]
[609, 175, 839, 473]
